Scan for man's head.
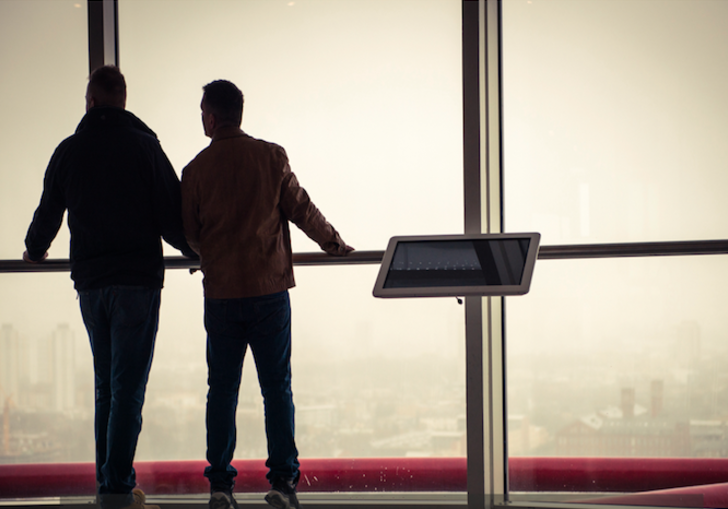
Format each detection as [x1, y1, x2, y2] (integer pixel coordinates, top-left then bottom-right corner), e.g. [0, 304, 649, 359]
[86, 65, 127, 111]
[201, 80, 244, 138]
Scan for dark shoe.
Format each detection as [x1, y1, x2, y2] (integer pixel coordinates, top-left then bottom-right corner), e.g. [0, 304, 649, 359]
[264, 478, 302, 509]
[209, 491, 240, 509]
[119, 489, 159, 509]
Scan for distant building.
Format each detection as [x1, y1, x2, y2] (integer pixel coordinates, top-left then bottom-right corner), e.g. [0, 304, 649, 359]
[298, 404, 339, 429]
[555, 382, 693, 457]
[49, 324, 75, 412]
[19, 324, 77, 412]
[0, 324, 19, 403]
[555, 413, 691, 457]
[508, 415, 550, 456]
[689, 420, 728, 458]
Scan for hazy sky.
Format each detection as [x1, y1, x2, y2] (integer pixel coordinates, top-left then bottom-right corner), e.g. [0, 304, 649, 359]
[503, 0, 728, 244]
[500, 0, 728, 363]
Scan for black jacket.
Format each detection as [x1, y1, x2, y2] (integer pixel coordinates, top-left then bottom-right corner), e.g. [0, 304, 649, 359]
[25, 107, 195, 290]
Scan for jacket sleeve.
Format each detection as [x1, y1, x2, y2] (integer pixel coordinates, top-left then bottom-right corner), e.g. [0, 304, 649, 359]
[151, 142, 198, 259]
[180, 164, 201, 256]
[24, 147, 67, 260]
[277, 151, 349, 256]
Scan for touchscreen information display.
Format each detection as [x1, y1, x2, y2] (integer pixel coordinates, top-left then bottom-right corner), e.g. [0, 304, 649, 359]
[383, 239, 530, 289]
[373, 233, 540, 298]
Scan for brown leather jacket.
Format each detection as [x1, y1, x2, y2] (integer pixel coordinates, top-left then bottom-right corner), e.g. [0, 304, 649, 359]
[181, 127, 349, 299]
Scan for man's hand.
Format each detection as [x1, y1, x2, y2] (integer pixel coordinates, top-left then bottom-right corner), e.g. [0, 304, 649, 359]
[23, 250, 48, 263]
[344, 245, 355, 255]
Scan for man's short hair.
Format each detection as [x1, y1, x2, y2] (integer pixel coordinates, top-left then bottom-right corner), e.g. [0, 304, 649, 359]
[202, 80, 244, 127]
[88, 65, 127, 108]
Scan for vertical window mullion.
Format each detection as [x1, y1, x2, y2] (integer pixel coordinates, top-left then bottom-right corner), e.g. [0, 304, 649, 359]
[87, 0, 118, 72]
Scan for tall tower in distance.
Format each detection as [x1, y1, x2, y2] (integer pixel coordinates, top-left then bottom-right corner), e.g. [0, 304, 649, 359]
[49, 323, 76, 412]
[0, 324, 20, 404]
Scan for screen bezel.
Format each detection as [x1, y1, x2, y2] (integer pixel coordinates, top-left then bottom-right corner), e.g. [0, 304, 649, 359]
[372, 233, 541, 298]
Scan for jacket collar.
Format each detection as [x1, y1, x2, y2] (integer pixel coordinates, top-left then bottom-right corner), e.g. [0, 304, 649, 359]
[211, 126, 246, 143]
[76, 107, 158, 139]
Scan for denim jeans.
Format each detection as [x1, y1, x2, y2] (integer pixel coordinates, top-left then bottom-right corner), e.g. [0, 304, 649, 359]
[204, 290, 300, 492]
[79, 286, 161, 509]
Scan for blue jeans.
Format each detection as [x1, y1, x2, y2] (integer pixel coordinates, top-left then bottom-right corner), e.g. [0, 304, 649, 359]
[204, 290, 300, 492]
[79, 286, 161, 509]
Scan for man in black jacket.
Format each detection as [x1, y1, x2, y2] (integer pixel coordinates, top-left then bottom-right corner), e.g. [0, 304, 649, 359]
[23, 66, 195, 509]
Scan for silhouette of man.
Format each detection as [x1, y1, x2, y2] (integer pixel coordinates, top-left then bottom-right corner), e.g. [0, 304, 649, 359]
[181, 79, 353, 509]
[24, 65, 196, 509]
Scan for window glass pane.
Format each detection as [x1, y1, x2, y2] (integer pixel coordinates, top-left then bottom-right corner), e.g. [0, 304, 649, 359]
[0, 266, 465, 490]
[502, 0, 728, 245]
[136, 266, 465, 463]
[0, 273, 94, 462]
[114, 0, 466, 495]
[506, 255, 728, 502]
[0, 0, 465, 499]
[118, 0, 463, 253]
[0, 0, 87, 259]
[503, 0, 728, 504]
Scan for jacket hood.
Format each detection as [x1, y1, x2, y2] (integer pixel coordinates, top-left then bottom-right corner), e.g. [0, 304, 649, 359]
[75, 106, 158, 139]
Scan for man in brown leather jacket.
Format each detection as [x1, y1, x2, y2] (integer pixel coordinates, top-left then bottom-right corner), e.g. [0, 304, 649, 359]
[181, 79, 353, 509]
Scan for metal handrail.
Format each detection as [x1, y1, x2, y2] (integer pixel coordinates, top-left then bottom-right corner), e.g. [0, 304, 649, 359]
[0, 250, 385, 273]
[3, 240, 728, 273]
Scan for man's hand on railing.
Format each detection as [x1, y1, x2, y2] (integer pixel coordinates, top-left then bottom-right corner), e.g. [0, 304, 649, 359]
[22, 250, 48, 263]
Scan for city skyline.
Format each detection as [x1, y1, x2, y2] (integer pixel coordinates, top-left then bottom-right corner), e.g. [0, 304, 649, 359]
[4, 313, 728, 464]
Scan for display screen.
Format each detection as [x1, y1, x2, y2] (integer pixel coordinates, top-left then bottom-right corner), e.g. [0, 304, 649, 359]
[373, 233, 540, 298]
[383, 239, 531, 289]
